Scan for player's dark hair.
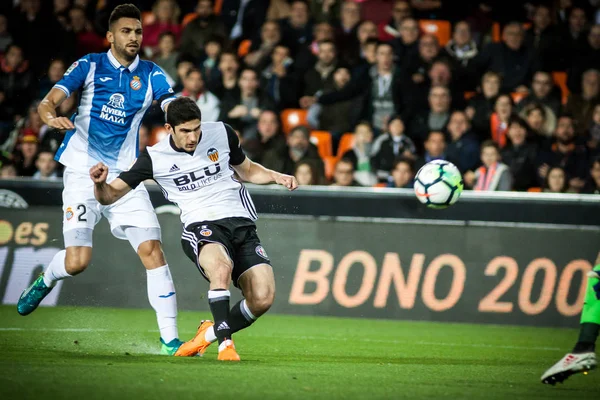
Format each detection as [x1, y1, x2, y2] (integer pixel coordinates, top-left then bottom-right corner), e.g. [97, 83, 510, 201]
[166, 97, 202, 127]
[109, 4, 141, 29]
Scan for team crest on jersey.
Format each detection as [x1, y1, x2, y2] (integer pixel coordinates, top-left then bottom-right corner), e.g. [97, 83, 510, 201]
[255, 245, 269, 260]
[199, 228, 212, 237]
[130, 76, 142, 90]
[107, 93, 125, 109]
[207, 148, 219, 162]
[65, 207, 74, 220]
[64, 61, 78, 76]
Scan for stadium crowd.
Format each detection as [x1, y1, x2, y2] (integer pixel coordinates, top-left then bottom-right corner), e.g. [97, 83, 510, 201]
[0, 0, 599, 193]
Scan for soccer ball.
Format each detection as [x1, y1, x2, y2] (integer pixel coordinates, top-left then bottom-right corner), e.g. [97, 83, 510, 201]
[414, 160, 464, 209]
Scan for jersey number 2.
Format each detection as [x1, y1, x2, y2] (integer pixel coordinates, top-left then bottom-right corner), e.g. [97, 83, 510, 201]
[77, 204, 87, 222]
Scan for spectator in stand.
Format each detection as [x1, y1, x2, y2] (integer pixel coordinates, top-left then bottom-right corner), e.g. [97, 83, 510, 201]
[14, 133, 38, 177]
[69, 6, 105, 58]
[280, 0, 313, 55]
[407, 85, 452, 147]
[220, 68, 275, 139]
[0, 14, 13, 54]
[387, 158, 414, 188]
[211, 51, 240, 100]
[331, 157, 360, 186]
[245, 21, 281, 71]
[340, 121, 377, 186]
[178, 68, 221, 122]
[525, 5, 561, 70]
[142, 0, 181, 57]
[0, 163, 16, 178]
[537, 114, 588, 191]
[294, 21, 336, 75]
[23, 103, 44, 139]
[415, 131, 447, 171]
[502, 116, 539, 191]
[154, 32, 179, 82]
[371, 115, 416, 182]
[294, 159, 325, 185]
[335, 1, 361, 64]
[378, 0, 412, 42]
[410, 0, 447, 20]
[302, 40, 337, 100]
[582, 156, 600, 194]
[391, 18, 420, 68]
[33, 149, 59, 180]
[568, 24, 600, 91]
[199, 36, 223, 89]
[561, 7, 588, 55]
[138, 123, 149, 153]
[490, 94, 514, 148]
[518, 71, 562, 118]
[565, 69, 600, 135]
[401, 34, 444, 91]
[474, 22, 537, 92]
[262, 125, 324, 175]
[348, 20, 379, 67]
[465, 140, 512, 191]
[222, 0, 269, 42]
[54, 0, 71, 29]
[242, 110, 286, 163]
[180, 0, 227, 60]
[172, 56, 195, 93]
[555, 0, 573, 26]
[445, 21, 478, 69]
[588, 103, 600, 155]
[446, 110, 480, 174]
[521, 102, 555, 139]
[466, 71, 501, 142]
[38, 59, 66, 100]
[543, 166, 570, 193]
[260, 44, 298, 109]
[309, 0, 341, 23]
[0, 44, 35, 120]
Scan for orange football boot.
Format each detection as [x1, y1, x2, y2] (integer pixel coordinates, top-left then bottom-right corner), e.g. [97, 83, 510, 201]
[174, 320, 215, 357]
[217, 339, 240, 361]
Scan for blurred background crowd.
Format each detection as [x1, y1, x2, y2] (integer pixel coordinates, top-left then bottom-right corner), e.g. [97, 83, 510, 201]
[0, 0, 599, 194]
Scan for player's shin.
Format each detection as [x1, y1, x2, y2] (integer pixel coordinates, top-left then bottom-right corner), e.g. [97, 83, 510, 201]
[43, 250, 72, 287]
[208, 289, 232, 344]
[147, 265, 179, 343]
[573, 266, 600, 353]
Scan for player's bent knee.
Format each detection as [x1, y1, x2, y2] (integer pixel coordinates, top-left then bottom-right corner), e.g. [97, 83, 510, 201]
[64, 248, 91, 275]
[248, 286, 275, 316]
[137, 240, 166, 269]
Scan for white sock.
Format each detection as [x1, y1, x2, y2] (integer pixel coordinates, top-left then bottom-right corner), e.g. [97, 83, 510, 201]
[205, 325, 217, 343]
[43, 250, 71, 287]
[147, 265, 179, 343]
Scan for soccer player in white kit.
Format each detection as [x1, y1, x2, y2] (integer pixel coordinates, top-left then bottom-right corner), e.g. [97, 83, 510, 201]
[17, 4, 186, 356]
[90, 97, 298, 360]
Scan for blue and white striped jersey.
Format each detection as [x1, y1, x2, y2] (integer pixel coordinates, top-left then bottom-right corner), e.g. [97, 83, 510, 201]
[54, 50, 176, 173]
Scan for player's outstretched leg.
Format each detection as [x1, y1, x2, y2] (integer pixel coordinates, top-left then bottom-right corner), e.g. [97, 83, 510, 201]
[180, 263, 275, 357]
[132, 236, 183, 355]
[541, 266, 600, 385]
[176, 243, 239, 360]
[18, 246, 89, 315]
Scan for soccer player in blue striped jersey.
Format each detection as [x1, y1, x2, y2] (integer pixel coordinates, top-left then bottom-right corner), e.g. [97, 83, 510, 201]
[17, 4, 185, 356]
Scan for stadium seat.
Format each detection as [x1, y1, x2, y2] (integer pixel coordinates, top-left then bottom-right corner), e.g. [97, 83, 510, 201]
[310, 131, 333, 159]
[337, 133, 355, 158]
[464, 91, 476, 101]
[552, 71, 569, 105]
[527, 187, 542, 193]
[214, 0, 223, 15]
[149, 126, 168, 146]
[374, 182, 388, 188]
[323, 156, 337, 180]
[238, 40, 252, 58]
[281, 109, 308, 134]
[492, 22, 532, 42]
[419, 20, 451, 46]
[510, 92, 527, 104]
[141, 11, 155, 27]
[181, 13, 198, 28]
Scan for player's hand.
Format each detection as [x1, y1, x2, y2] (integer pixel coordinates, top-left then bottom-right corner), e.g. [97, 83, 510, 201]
[47, 116, 75, 130]
[275, 173, 298, 191]
[89, 162, 109, 184]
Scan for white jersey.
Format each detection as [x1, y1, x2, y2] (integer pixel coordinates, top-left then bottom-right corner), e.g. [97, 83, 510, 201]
[119, 121, 257, 227]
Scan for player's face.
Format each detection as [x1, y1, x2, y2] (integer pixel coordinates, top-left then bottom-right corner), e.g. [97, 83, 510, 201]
[109, 18, 143, 62]
[171, 119, 201, 152]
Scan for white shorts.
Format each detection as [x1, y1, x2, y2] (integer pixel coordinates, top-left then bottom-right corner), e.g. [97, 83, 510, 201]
[62, 168, 160, 243]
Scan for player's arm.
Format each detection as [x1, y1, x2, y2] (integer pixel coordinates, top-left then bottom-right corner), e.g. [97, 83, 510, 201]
[150, 65, 177, 112]
[226, 124, 298, 190]
[38, 88, 75, 130]
[91, 150, 155, 205]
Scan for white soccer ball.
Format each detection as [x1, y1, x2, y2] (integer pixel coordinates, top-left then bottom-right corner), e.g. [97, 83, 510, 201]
[414, 160, 464, 209]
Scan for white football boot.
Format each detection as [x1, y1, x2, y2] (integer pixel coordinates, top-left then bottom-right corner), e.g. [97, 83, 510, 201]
[541, 352, 597, 385]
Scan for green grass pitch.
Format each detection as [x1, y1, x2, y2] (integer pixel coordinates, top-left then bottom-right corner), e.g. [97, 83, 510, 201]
[0, 306, 598, 399]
